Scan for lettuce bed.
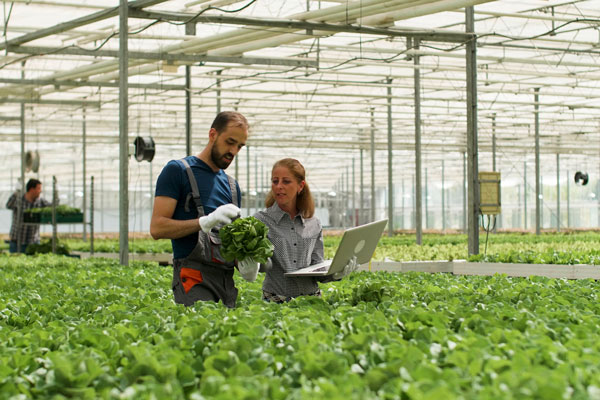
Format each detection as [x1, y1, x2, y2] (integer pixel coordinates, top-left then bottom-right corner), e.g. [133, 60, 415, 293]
[61, 231, 600, 266]
[2, 254, 600, 399]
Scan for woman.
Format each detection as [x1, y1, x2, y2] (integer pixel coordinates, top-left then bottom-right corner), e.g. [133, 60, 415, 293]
[254, 158, 356, 303]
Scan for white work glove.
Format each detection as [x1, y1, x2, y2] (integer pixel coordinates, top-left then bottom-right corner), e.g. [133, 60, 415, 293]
[333, 256, 359, 280]
[238, 257, 260, 282]
[198, 204, 240, 233]
[259, 257, 273, 273]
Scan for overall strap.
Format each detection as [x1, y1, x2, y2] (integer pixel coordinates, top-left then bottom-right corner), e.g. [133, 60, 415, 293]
[179, 159, 205, 217]
[226, 174, 238, 207]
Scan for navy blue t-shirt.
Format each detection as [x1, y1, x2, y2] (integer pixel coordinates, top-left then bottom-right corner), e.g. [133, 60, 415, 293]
[155, 156, 242, 259]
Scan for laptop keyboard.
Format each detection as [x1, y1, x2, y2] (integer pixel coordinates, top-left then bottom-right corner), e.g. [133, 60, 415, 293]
[312, 266, 328, 272]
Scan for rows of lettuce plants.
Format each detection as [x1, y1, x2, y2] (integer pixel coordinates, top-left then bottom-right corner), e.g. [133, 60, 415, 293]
[2, 254, 600, 399]
[61, 231, 600, 265]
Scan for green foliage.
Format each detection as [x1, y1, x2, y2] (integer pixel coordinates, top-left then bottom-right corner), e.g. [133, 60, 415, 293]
[25, 239, 70, 255]
[3, 254, 600, 398]
[219, 217, 274, 263]
[57, 230, 600, 265]
[27, 205, 82, 215]
[64, 238, 173, 254]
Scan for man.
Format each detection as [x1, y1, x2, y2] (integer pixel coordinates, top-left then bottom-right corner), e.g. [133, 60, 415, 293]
[150, 111, 259, 308]
[6, 178, 53, 253]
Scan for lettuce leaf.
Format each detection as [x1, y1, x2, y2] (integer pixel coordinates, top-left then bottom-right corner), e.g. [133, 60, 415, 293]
[219, 217, 274, 263]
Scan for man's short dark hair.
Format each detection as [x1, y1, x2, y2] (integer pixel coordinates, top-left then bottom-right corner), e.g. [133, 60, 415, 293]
[211, 111, 249, 134]
[26, 179, 41, 192]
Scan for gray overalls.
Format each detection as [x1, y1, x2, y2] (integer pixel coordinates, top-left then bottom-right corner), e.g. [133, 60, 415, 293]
[171, 159, 240, 308]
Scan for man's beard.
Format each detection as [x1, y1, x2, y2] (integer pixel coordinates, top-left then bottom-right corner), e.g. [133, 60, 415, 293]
[211, 146, 233, 169]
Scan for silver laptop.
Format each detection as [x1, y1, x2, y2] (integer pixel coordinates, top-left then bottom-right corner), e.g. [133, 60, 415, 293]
[285, 219, 388, 277]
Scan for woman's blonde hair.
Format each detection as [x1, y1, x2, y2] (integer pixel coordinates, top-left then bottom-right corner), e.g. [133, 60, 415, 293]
[265, 158, 315, 218]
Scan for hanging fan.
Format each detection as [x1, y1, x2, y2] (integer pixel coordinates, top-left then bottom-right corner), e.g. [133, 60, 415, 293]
[133, 136, 155, 162]
[574, 171, 589, 186]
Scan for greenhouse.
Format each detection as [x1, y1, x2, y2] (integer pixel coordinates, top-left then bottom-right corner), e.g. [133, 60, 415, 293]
[2, 0, 600, 398]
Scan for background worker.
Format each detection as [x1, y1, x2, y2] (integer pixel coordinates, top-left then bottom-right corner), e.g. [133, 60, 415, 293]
[150, 111, 258, 308]
[6, 178, 54, 253]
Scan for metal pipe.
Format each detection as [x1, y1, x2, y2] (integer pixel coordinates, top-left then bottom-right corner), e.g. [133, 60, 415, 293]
[414, 39, 422, 245]
[442, 159, 446, 232]
[90, 175, 94, 255]
[246, 146, 250, 216]
[425, 168, 429, 230]
[463, 151, 466, 233]
[466, 6, 479, 255]
[82, 107, 87, 241]
[566, 169, 570, 228]
[358, 0, 494, 26]
[0, 0, 167, 51]
[216, 70, 222, 113]
[387, 77, 393, 236]
[492, 113, 496, 172]
[18, 96, 25, 253]
[352, 157, 355, 226]
[119, 0, 129, 266]
[370, 108, 375, 223]
[535, 88, 541, 235]
[556, 153, 560, 232]
[185, 22, 195, 156]
[360, 148, 364, 225]
[524, 161, 528, 230]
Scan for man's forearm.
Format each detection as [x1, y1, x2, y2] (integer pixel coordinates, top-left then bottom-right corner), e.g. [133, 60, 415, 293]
[150, 217, 200, 240]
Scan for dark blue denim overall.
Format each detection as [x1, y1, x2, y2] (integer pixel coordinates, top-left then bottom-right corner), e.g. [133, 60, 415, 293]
[171, 159, 239, 308]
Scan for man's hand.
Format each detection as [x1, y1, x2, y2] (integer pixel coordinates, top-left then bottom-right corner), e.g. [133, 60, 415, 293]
[198, 204, 240, 233]
[333, 256, 358, 280]
[238, 257, 260, 282]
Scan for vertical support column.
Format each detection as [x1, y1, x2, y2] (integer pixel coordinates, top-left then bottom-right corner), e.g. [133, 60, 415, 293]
[517, 183, 521, 229]
[82, 107, 87, 241]
[524, 162, 528, 230]
[52, 176, 57, 254]
[149, 160, 153, 210]
[492, 113, 496, 172]
[534, 88, 541, 235]
[185, 23, 195, 156]
[119, 0, 129, 266]
[360, 148, 364, 225]
[414, 39, 423, 245]
[100, 169, 104, 233]
[17, 62, 26, 253]
[442, 159, 446, 232]
[216, 70, 222, 113]
[466, 7, 479, 255]
[246, 146, 250, 216]
[352, 157, 356, 226]
[401, 178, 405, 229]
[255, 152, 259, 213]
[18, 98, 25, 253]
[492, 113, 497, 233]
[540, 176, 544, 228]
[346, 165, 350, 228]
[387, 77, 393, 235]
[566, 169, 570, 228]
[234, 105, 239, 181]
[370, 108, 375, 222]
[341, 173, 345, 229]
[90, 176, 95, 255]
[463, 151, 467, 233]
[556, 153, 560, 232]
[425, 168, 429, 229]
[412, 174, 416, 230]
